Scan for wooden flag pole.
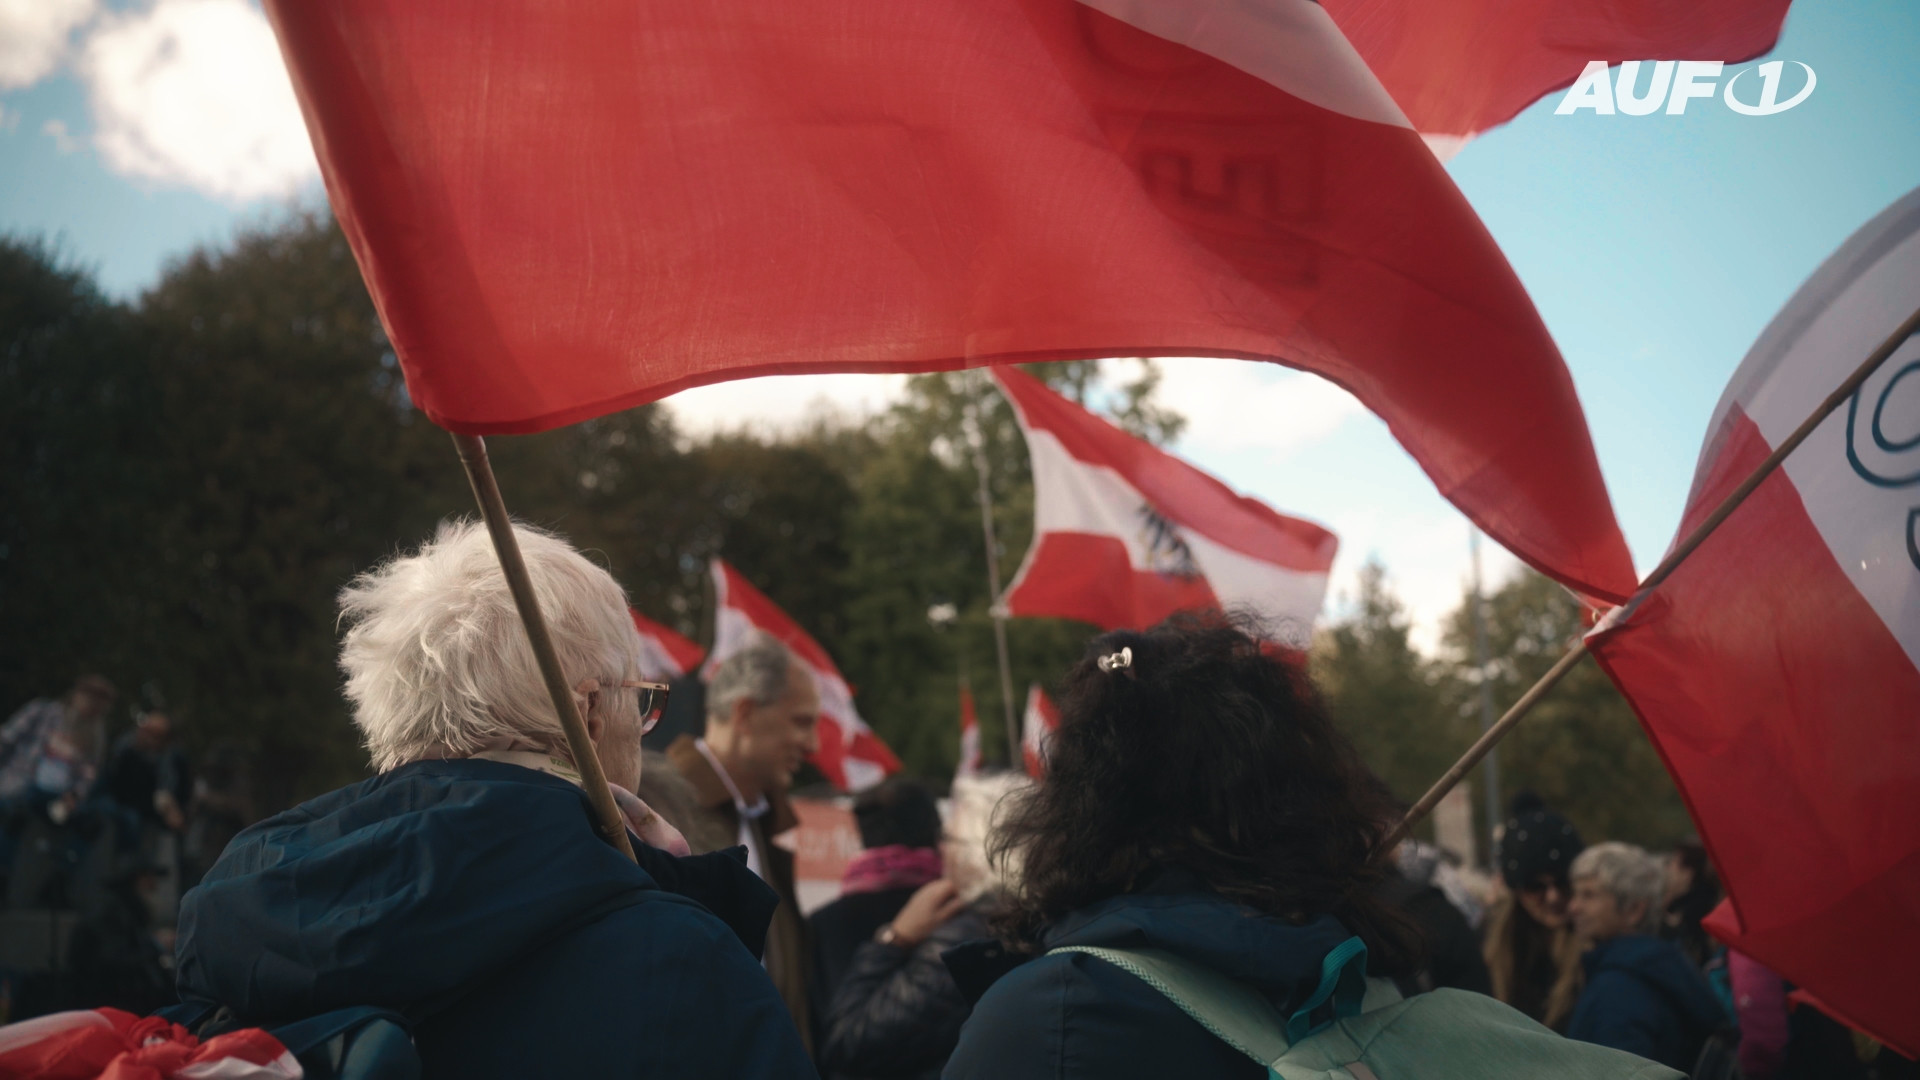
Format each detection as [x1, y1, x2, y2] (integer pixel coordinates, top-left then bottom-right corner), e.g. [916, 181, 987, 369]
[1385, 304, 1920, 852]
[452, 433, 637, 861]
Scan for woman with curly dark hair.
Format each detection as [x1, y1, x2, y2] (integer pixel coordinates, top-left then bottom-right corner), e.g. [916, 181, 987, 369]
[941, 613, 1423, 1079]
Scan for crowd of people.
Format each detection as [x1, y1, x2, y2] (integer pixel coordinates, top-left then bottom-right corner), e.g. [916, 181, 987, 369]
[3, 520, 1910, 1078]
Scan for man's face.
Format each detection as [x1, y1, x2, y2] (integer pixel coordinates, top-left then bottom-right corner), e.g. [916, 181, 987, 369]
[729, 661, 820, 792]
[136, 713, 172, 750]
[70, 689, 112, 724]
[1569, 876, 1642, 942]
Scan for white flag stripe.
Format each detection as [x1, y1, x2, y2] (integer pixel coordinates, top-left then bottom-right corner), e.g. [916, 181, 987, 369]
[1022, 423, 1328, 623]
[1075, 0, 1411, 128]
[1714, 186, 1920, 669]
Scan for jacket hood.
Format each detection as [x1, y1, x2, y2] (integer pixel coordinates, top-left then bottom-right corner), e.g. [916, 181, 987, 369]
[1039, 872, 1359, 1007]
[1584, 934, 1728, 1032]
[176, 759, 772, 1024]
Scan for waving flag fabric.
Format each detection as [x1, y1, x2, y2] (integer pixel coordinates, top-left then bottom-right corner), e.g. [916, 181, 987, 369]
[1324, 0, 1791, 158]
[629, 609, 705, 681]
[265, 0, 1643, 602]
[956, 685, 983, 780]
[699, 560, 900, 791]
[1589, 186, 1920, 1058]
[996, 366, 1337, 639]
[0, 1008, 298, 1080]
[1022, 685, 1060, 779]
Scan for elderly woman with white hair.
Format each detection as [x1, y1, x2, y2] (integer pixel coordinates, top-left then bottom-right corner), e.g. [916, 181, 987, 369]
[172, 521, 815, 1078]
[1565, 841, 1730, 1072]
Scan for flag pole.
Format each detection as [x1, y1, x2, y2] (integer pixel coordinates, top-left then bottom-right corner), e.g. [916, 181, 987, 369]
[966, 383, 1022, 765]
[1385, 304, 1920, 851]
[1469, 525, 1500, 866]
[451, 433, 637, 861]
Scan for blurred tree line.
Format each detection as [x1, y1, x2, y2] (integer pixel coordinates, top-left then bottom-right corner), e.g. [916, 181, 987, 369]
[0, 212, 1690, 850]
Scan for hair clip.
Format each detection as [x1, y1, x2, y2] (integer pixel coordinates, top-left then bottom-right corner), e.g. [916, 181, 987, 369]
[1097, 646, 1133, 674]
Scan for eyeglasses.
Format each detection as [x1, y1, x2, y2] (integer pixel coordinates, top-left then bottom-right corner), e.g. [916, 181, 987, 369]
[578, 679, 671, 734]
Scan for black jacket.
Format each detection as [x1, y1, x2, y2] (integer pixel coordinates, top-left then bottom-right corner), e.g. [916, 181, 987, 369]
[812, 885, 920, 1011]
[942, 874, 1360, 1080]
[821, 907, 986, 1080]
[1377, 872, 1491, 997]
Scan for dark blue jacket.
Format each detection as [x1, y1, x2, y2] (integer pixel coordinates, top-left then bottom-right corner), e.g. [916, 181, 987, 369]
[175, 759, 816, 1079]
[1567, 933, 1728, 1072]
[941, 877, 1359, 1080]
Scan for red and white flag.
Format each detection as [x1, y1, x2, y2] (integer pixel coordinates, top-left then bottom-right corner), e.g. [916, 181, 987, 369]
[629, 609, 705, 681]
[956, 685, 983, 780]
[253, 0, 1731, 604]
[1589, 185, 1920, 1059]
[1022, 685, 1060, 778]
[996, 365, 1336, 641]
[0, 1008, 298, 1080]
[699, 560, 900, 791]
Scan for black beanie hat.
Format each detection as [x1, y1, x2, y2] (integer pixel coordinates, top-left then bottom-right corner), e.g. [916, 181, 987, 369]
[1495, 793, 1584, 890]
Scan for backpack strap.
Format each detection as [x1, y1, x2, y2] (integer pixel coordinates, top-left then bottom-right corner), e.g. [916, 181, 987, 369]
[1051, 944, 1292, 1068]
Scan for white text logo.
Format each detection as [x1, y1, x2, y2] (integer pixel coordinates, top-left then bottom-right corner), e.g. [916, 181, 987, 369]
[1555, 60, 1816, 117]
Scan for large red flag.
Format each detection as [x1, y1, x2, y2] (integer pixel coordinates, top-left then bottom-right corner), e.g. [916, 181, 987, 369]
[262, 0, 1654, 602]
[1589, 186, 1920, 1058]
[628, 609, 705, 681]
[699, 560, 900, 792]
[997, 366, 1336, 639]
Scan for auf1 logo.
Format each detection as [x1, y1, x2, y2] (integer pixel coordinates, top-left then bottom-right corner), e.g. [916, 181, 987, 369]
[1555, 60, 1816, 116]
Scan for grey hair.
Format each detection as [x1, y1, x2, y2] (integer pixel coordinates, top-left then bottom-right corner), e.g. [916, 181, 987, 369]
[947, 772, 1030, 903]
[338, 520, 640, 772]
[705, 632, 795, 724]
[1570, 841, 1666, 933]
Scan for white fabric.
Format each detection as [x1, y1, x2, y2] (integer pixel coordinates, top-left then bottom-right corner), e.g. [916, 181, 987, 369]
[695, 737, 770, 882]
[1075, 0, 1411, 128]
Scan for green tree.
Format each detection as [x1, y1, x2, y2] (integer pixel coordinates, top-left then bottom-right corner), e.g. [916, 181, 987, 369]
[1437, 570, 1693, 849]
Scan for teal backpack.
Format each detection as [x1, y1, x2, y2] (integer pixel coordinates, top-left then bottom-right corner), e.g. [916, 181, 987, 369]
[1050, 939, 1684, 1080]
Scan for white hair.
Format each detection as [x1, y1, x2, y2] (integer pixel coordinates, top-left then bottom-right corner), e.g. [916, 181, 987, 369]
[705, 632, 795, 724]
[338, 520, 640, 772]
[946, 771, 1030, 903]
[1570, 841, 1666, 933]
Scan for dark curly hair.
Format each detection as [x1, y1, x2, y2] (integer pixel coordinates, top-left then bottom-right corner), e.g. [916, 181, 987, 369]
[989, 612, 1421, 974]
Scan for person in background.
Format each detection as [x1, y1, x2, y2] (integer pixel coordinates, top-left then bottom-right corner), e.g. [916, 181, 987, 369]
[0, 675, 114, 813]
[819, 771, 1024, 1080]
[1659, 836, 1722, 968]
[98, 709, 193, 836]
[172, 521, 813, 1078]
[812, 777, 946, 1009]
[1482, 792, 1587, 1031]
[638, 631, 822, 1055]
[1565, 841, 1728, 1072]
[1379, 833, 1492, 997]
[942, 616, 1423, 1080]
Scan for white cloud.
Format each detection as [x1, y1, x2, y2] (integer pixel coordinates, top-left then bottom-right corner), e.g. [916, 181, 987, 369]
[42, 117, 81, 153]
[80, 0, 316, 201]
[0, 0, 95, 89]
[662, 372, 911, 438]
[1156, 356, 1365, 459]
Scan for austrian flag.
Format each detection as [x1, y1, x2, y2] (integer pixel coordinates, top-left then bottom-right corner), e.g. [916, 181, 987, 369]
[699, 560, 900, 792]
[629, 609, 705, 681]
[996, 366, 1336, 641]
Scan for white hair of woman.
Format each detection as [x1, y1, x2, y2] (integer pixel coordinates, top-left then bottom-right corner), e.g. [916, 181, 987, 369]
[338, 520, 644, 776]
[1569, 841, 1667, 934]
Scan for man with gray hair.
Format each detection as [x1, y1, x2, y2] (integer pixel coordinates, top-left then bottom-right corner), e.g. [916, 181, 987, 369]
[1565, 840, 1729, 1072]
[172, 521, 813, 1077]
[643, 630, 822, 1054]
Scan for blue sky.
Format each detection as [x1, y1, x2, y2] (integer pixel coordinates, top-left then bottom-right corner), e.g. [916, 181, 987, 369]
[4, 0, 1916, 649]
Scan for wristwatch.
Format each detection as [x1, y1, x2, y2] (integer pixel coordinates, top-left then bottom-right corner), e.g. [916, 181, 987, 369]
[874, 923, 903, 947]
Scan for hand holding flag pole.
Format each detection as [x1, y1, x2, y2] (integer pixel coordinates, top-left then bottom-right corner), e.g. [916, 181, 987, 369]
[1386, 302, 1920, 852]
[451, 433, 638, 861]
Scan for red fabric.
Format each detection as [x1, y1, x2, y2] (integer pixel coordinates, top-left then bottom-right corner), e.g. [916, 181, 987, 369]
[0, 1009, 296, 1080]
[263, 0, 1638, 603]
[629, 608, 705, 679]
[1589, 406, 1920, 1060]
[1325, 0, 1790, 139]
[699, 560, 900, 790]
[1022, 685, 1060, 779]
[840, 844, 945, 896]
[956, 685, 982, 779]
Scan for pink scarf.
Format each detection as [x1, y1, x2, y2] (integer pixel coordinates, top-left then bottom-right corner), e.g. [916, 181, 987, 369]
[840, 845, 943, 896]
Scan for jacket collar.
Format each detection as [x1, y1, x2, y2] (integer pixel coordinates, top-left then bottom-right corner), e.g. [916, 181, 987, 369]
[665, 734, 798, 835]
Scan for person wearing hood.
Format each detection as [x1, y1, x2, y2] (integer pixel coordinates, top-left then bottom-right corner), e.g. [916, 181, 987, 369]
[1566, 842, 1729, 1072]
[173, 521, 815, 1079]
[941, 615, 1425, 1080]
